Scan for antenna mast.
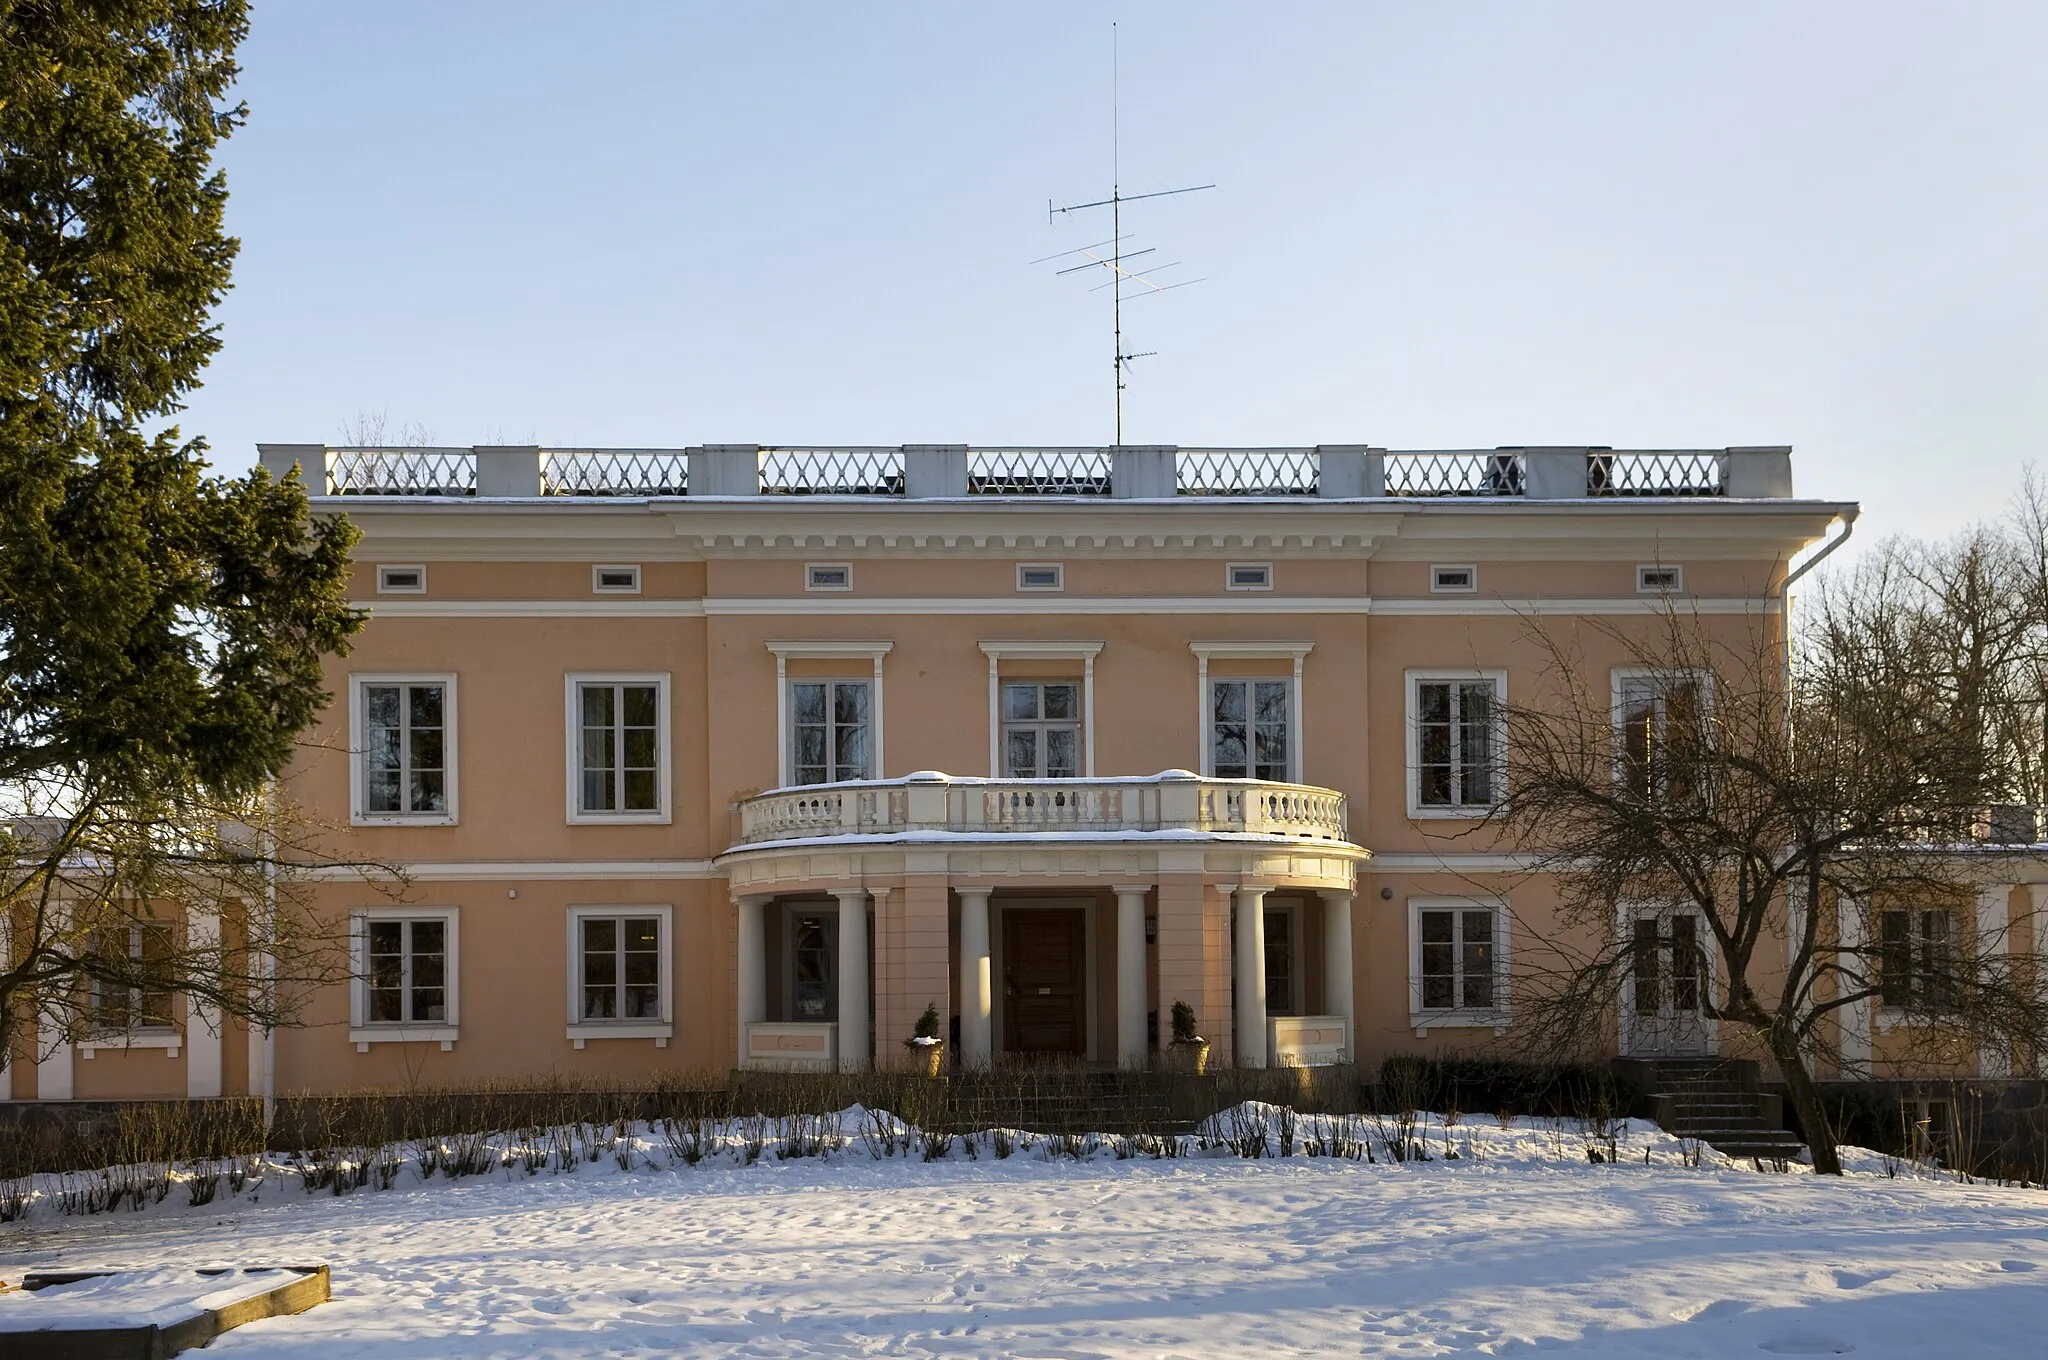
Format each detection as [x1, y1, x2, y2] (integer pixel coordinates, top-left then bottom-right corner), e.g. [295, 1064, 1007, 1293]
[1040, 24, 1212, 446]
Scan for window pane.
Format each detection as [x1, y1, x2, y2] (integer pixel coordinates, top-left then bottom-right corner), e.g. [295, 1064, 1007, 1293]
[795, 725, 827, 771]
[1006, 729, 1038, 779]
[623, 770, 657, 810]
[581, 684, 613, 727]
[409, 684, 443, 727]
[410, 769, 446, 813]
[1213, 728, 1247, 779]
[622, 685, 658, 727]
[365, 685, 400, 728]
[1420, 912, 1454, 1010]
[792, 682, 826, 724]
[792, 914, 835, 1021]
[623, 727, 657, 770]
[834, 682, 869, 725]
[1671, 915, 1700, 1012]
[1633, 918, 1661, 1013]
[411, 920, 444, 955]
[1264, 909, 1293, 1015]
[584, 917, 616, 954]
[1879, 910, 1911, 1006]
[1461, 911, 1495, 1010]
[410, 727, 443, 773]
[1042, 684, 1077, 720]
[369, 921, 403, 955]
[836, 723, 870, 781]
[1212, 682, 1245, 725]
[1418, 682, 1449, 725]
[1254, 682, 1289, 726]
[1045, 728, 1077, 778]
[1255, 720, 1288, 780]
[582, 918, 617, 1020]
[1003, 683, 1039, 722]
[1420, 911, 1453, 945]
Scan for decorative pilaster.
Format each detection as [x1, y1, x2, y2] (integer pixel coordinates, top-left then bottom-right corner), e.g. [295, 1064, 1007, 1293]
[735, 895, 769, 1069]
[1320, 889, 1355, 1063]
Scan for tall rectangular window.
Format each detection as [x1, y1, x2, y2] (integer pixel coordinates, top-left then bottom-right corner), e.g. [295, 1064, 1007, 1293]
[791, 680, 871, 785]
[91, 924, 174, 1031]
[1414, 676, 1500, 811]
[361, 680, 447, 816]
[1878, 908, 1953, 1009]
[1618, 672, 1706, 801]
[1264, 906, 1296, 1015]
[577, 681, 662, 814]
[788, 909, 839, 1022]
[1002, 681, 1081, 779]
[579, 914, 664, 1021]
[1212, 679, 1290, 781]
[364, 918, 448, 1024]
[1418, 907, 1497, 1013]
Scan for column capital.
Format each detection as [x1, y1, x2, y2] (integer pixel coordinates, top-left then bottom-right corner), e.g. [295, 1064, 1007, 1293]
[734, 892, 777, 909]
[1111, 883, 1155, 897]
[953, 884, 995, 898]
[1317, 887, 1356, 904]
[831, 887, 870, 906]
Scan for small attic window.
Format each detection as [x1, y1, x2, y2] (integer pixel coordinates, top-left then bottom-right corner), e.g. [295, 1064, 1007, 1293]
[806, 563, 852, 592]
[1227, 563, 1273, 591]
[593, 565, 641, 594]
[1431, 565, 1477, 593]
[377, 565, 426, 595]
[1637, 565, 1683, 594]
[1016, 563, 1064, 592]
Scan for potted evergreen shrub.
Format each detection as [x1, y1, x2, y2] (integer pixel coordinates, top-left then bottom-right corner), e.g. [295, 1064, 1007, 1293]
[1167, 999, 1210, 1074]
[906, 1000, 945, 1077]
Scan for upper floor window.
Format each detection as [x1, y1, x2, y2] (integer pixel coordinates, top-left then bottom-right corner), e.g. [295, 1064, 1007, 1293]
[1002, 681, 1080, 778]
[1615, 670, 1708, 801]
[568, 674, 668, 821]
[352, 675, 456, 823]
[1409, 671, 1503, 815]
[90, 924, 174, 1032]
[791, 679, 871, 785]
[1212, 679, 1290, 781]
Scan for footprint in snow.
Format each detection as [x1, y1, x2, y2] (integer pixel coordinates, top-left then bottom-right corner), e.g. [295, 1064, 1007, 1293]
[1999, 1259, 2039, 1272]
[1758, 1333, 1854, 1355]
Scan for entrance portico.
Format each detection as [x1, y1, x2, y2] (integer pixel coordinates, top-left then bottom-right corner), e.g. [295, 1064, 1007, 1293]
[719, 771, 1367, 1071]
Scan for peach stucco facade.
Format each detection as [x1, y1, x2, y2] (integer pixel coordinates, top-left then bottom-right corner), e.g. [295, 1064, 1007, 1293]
[32, 441, 2027, 1107]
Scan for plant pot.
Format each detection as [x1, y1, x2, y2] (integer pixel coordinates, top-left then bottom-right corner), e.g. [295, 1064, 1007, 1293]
[1169, 1039, 1211, 1076]
[908, 1040, 945, 1078]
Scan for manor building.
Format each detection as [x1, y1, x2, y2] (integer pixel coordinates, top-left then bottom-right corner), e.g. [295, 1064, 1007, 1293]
[23, 440, 2008, 1110]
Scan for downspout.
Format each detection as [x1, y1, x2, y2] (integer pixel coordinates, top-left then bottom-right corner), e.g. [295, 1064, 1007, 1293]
[1779, 507, 1860, 712]
[261, 777, 278, 1136]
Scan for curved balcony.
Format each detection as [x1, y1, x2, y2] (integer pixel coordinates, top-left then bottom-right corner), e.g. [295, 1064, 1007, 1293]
[731, 770, 1350, 849]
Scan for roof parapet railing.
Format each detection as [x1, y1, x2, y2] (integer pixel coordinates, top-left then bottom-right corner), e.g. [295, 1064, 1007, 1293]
[267, 443, 1791, 500]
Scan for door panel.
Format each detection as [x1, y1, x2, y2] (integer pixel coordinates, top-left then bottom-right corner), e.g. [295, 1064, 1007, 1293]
[1623, 907, 1716, 1056]
[1003, 909, 1086, 1055]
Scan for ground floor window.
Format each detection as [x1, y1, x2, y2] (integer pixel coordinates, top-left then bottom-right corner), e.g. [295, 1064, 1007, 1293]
[1409, 899, 1506, 1023]
[786, 907, 838, 1022]
[1263, 904, 1299, 1015]
[90, 923, 174, 1031]
[578, 913, 664, 1021]
[1878, 908, 1954, 1009]
[365, 918, 448, 1023]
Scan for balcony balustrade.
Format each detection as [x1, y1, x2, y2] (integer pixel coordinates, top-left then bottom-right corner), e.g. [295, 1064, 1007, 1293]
[268, 443, 1793, 501]
[731, 771, 1350, 848]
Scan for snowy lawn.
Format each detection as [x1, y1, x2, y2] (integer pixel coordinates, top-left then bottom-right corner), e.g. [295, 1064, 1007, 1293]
[3, 1112, 2046, 1357]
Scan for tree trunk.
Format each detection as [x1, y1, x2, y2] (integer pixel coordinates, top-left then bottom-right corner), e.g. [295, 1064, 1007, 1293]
[1767, 1027, 1842, 1175]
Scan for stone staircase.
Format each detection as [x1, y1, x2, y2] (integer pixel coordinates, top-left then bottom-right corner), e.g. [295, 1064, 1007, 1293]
[1623, 1058, 1808, 1162]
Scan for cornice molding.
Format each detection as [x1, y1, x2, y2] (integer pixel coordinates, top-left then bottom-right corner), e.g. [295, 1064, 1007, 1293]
[348, 595, 1781, 619]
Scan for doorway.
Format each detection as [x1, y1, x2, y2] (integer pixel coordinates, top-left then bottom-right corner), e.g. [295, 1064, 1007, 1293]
[1002, 908, 1087, 1055]
[1621, 906, 1717, 1057]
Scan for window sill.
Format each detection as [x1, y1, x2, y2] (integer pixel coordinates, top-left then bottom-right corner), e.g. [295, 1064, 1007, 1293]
[78, 1031, 181, 1058]
[1407, 805, 1499, 821]
[350, 1026, 459, 1053]
[567, 1022, 671, 1049]
[1410, 1013, 1507, 1038]
[566, 812, 673, 827]
[352, 813, 459, 828]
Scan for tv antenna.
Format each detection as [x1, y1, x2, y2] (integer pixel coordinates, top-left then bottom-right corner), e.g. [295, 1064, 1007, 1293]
[1037, 24, 1212, 446]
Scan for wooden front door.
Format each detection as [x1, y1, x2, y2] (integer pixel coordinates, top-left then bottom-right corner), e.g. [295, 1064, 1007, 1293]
[1003, 908, 1087, 1055]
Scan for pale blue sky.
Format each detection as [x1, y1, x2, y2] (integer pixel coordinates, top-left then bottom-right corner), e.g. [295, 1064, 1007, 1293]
[184, 3, 2046, 546]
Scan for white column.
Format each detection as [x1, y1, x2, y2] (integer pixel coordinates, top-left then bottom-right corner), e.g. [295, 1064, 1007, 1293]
[736, 894, 769, 1069]
[1977, 886, 2011, 1078]
[958, 886, 993, 1068]
[836, 889, 871, 1071]
[1837, 897, 1871, 1075]
[186, 907, 223, 1099]
[1320, 889, 1355, 1063]
[2035, 885, 2048, 1078]
[1233, 887, 1269, 1067]
[1115, 885, 1151, 1068]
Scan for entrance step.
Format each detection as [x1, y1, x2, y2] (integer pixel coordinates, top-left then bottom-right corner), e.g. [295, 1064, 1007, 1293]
[1617, 1057, 1807, 1163]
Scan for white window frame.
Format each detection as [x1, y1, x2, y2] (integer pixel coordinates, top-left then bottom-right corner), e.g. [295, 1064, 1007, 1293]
[564, 672, 672, 824]
[1408, 895, 1510, 1034]
[805, 562, 853, 592]
[769, 642, 891, 786]
[1636, 563, 1684, 594]
[980, 641, 1103, 777]
[349, 673, 459, 826]
[348, 907, 460, 1051]
[80, 922, 180, 1056]
[565, 904, 673, 1047]
[1611, 667, 1713, 797]
[592, 564, 642, 594]
[1873, 905, 1959, 1024]
[1015, 563, 1065, 592]
[1190, 642, 1313, 783]
[376, 564, 427, 594]
[1226, 562, 1273, 592]
[1430, 564, 1478, 594]
[1405, 668, 1508, 818]
[998, 678, 1086, 779]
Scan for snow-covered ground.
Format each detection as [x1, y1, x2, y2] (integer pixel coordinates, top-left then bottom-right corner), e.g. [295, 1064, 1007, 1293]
[3, 1110, 2045, 1357]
